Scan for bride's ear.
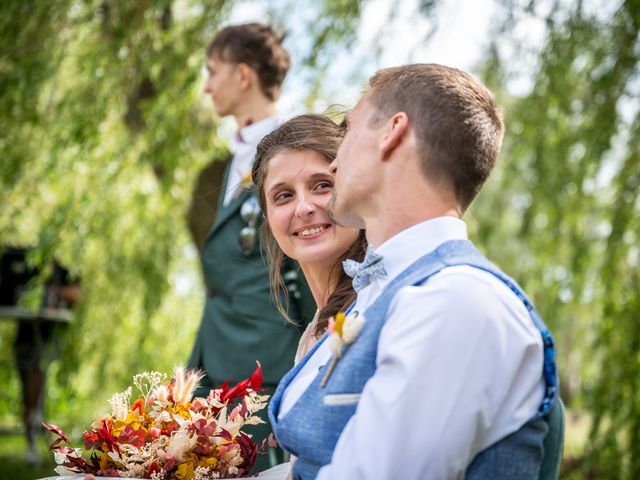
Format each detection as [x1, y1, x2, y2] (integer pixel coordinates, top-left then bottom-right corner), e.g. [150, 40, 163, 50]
[379, 112, 408, 160]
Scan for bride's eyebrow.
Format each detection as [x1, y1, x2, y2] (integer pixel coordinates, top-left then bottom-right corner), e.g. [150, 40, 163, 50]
[267, 181, 287, 194]
[267, 172, 333, 194]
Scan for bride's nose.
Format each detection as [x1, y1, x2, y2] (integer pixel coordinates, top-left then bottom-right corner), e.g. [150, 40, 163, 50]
[294, 194, 316, 218]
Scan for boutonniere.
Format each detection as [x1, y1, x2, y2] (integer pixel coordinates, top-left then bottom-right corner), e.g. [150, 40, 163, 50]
[241, 170, 253, 189]
[320, 310, 366, 387]
[233, 170, 255, 201]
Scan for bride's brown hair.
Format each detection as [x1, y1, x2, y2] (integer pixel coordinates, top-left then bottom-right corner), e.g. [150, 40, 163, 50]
[252, 114, 366, 337]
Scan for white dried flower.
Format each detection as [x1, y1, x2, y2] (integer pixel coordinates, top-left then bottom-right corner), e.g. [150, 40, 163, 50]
[119, 443, 139, 455]
[54, 465, 81, 475]
[53, 450, 77, 465]
[172, 412, 188, 427]
[133, 371, 166, 403]
[171, 366, 203, 406]
[167, 430, 196, 462]
[173, 366, 186, 404]
[244, 393, 268, 416]
[182, 369, 204, 402]
[90, 415, 111, 430]
[330, 331, 344, 355]
[155, 384, 169, 403]
[155, 410, 171, 424]
[194, 466, 212, 480]
[341, 311, 366, 344]
[243, 415, 265, 426]
[109, 386, 132, 421]
[108, 450, 124, 465]
[125, 463, 146, 477]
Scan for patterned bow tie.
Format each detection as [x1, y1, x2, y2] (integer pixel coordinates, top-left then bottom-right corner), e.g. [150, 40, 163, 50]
[343, 246, 387, 292]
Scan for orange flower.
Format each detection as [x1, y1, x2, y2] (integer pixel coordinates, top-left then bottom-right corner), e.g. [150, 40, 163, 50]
[131, 398, 145, 414]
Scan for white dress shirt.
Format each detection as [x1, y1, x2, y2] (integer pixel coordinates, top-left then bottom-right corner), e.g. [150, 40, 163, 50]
[279, 217, 545, 479]
[223, 117, 279, 205]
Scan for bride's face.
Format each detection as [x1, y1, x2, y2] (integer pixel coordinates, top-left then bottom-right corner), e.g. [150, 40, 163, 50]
[263, 149, 360, 268]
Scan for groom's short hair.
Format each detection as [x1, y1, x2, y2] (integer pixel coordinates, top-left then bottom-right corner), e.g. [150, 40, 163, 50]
[366, 64, 504, 211]
[207, 23, 290, 101]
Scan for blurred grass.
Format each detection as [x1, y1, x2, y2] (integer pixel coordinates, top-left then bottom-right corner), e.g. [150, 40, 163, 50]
[0, 430, 57, 480]
[564, 409, 591, 457]
[559, 408, 591, 479]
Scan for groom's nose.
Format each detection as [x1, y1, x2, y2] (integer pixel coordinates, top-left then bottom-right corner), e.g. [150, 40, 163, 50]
[329, 158, 337, 174]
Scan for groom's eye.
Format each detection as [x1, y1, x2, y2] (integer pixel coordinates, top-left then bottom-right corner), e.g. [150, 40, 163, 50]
[315, 181, 333, 191]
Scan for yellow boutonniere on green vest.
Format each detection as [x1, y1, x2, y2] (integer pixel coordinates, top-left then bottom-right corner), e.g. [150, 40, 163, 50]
[242, 171, 253, 189]
[320, 310, 366, 387]
[232, 171, 254, 201]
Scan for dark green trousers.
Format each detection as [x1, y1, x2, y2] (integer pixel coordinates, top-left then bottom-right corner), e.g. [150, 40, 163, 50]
[195, 377, 284, 474]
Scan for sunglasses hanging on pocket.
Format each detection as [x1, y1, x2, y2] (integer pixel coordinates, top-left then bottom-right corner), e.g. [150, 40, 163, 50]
[239, 196, 261, 255]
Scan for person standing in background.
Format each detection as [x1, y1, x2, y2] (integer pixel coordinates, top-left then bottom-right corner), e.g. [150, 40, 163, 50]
[0, 247, 80, 465]
[187, 23, 315, 473]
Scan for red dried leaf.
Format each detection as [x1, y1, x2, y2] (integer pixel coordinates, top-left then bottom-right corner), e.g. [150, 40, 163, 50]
[84, 430, 100, 450]
[235, 432, 258, 476]
[118, 424, 146, 448]
[218, 363, 264, 404]
[96, 421, 118, 451]
[42, 422, 71, 447]
[147, 460, 160, 477]
[164, 454, 176, 471]
[249, 361, 264, 391]
[216, 428, 232, 441]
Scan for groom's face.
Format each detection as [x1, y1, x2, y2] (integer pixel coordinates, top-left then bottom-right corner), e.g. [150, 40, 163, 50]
[329, 97, 383, 229]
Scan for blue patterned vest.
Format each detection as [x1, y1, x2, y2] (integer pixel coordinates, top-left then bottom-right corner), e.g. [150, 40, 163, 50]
[268, 240, 558, 479]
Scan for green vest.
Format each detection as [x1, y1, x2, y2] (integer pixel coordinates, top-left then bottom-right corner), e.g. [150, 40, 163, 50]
[188, 168, 315, 385]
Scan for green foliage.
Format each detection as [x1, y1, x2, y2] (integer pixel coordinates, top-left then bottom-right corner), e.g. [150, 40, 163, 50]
[469, 1, 639, 477]
[0, 0, 362, 438]
[1, 1, 227, 424]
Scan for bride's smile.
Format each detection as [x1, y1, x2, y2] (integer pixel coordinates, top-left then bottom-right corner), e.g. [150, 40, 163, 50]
[293, 223, 332, 238]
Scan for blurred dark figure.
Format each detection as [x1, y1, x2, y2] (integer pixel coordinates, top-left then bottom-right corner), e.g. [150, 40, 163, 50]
[0, 247, 80, 464]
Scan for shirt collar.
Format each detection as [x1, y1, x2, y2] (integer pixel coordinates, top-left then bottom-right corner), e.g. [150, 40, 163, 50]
[373, 216, 468, 289]
[232, 117, 279, 150]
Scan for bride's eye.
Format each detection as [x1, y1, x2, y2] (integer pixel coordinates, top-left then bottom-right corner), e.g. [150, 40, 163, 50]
[273, 190, 292, 203]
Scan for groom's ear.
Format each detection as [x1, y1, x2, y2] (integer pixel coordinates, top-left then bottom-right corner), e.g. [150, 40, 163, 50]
[379, 112, 409, 160]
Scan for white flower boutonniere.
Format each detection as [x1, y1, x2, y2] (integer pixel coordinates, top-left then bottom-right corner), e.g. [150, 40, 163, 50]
[320, 310, 366, 387]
